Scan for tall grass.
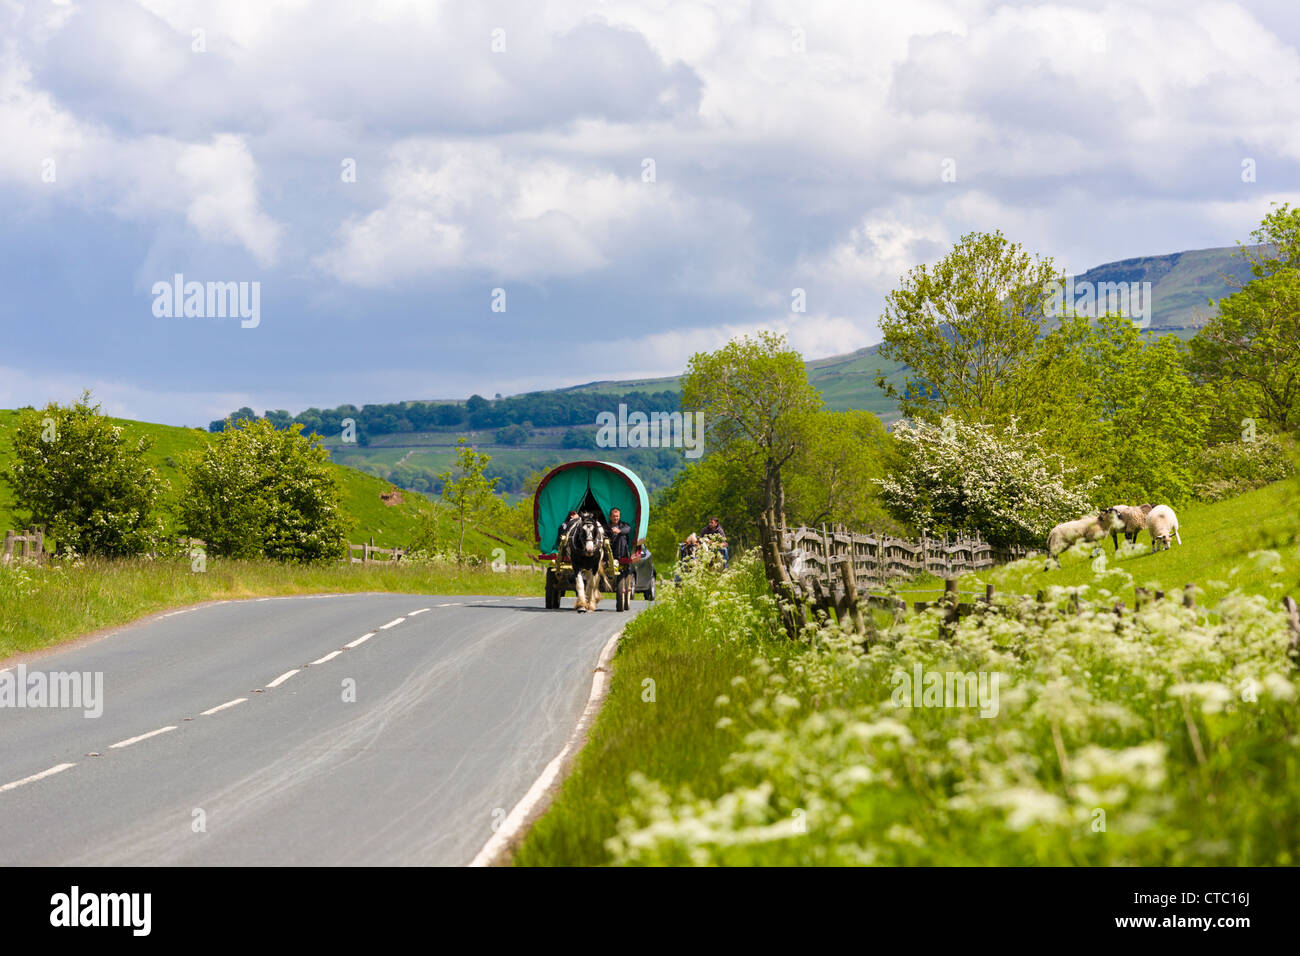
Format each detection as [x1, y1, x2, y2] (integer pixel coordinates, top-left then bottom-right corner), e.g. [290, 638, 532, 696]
[516, 485, 1300, 866]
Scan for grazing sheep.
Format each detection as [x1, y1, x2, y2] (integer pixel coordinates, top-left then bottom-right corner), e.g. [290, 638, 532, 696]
[1146, 504, 1181, 552]
[1046, 507, 1120, 568]
[1110, 503, 1154, 551]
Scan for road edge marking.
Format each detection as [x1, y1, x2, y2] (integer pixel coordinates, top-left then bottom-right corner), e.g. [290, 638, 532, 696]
[468, 628, 622, 868]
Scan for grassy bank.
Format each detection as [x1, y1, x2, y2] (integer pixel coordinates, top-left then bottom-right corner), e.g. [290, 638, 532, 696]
[0, 556, 542, 660]
[898, 479, 1300, 609]
[516, 489, 1300, 866]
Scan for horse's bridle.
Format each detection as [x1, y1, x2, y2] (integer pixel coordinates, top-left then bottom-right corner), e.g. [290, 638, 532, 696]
[564, 512, 605, 557]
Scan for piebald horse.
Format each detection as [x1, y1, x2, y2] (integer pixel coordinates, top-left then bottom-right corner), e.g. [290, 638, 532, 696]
[564, 512, 607, 612]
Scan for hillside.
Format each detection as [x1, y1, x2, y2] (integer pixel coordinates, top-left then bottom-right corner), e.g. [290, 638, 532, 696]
[0, 410, 536, 561]
[208, 244, 1255, 496]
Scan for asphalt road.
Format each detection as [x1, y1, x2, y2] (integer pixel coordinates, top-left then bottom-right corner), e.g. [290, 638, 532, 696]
[0, 593, 637, 865]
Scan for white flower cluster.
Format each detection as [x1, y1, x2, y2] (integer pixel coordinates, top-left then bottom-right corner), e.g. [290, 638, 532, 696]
[606, 559, 1299, 865]
[876, 417, 1099, 546]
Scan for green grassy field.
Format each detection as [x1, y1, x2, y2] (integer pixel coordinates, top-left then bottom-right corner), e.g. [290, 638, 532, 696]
[0, 556, 543, 661]
[899, 480, 1300, 610]
[0, 409, 536, 562]
[515, 479, 1300, 866]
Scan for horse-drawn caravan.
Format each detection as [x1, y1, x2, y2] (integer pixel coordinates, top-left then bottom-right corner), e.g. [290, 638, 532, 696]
[535, 460, 656, 612]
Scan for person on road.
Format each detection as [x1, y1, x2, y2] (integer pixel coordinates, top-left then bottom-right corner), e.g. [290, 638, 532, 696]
[699, 516, 729, 567]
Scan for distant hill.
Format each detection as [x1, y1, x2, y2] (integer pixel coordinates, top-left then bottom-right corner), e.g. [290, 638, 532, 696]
[1068, 244, 1255, 330]
[210, 244, 1255, 495]
[555, 245, 1251, 423]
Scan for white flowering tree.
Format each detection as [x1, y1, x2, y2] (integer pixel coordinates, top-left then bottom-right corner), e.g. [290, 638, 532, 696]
[876, 417, 1098, 547]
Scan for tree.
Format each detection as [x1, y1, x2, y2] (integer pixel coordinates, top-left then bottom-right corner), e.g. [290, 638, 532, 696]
[786, 409, 901, 532]
[876, 418, 1098, 547]
[561, 427, 596, 449]
[180, 417, 350, 561]
[649, 448, 764, 563]
[681, 331, 822, 529]
[438, 438, 499, 558]
[1188, 268, 1300, 435]
[1022, 314, 1206, 505]
[495, 423, 531, 445]
[874, 230, 1060, 423]
[6, 391, 163, 555]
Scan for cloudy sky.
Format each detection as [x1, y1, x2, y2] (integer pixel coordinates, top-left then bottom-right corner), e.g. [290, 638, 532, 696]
[2, 0, 1298, 427]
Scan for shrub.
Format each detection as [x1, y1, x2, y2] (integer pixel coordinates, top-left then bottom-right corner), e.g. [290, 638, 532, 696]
[1192, 435, 1295, 502]
[876, 418, 1099, 547]
[5, 392, 163, 556]
[179, 417, 350, 562]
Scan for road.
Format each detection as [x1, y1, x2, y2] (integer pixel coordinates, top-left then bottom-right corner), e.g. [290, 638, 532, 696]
[0, 593, 637, 865]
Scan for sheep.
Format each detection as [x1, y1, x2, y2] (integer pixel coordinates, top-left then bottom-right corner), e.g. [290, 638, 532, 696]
[1146, 504, 1181, 552]
[1046, 507, 1120, 568]
[1109, 503, 1154, 551]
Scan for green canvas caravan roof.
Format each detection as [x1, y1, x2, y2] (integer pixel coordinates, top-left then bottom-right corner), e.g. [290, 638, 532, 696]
[534, 460, 650, 556]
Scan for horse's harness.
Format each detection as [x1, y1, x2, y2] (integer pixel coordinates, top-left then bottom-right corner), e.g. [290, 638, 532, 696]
[563, 513, 609, 567]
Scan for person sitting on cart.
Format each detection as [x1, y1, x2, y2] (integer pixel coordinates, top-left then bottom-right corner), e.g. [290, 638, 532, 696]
[606, 508, 632, 562]
[555, 510, 580, 553]
[699, 516, 729, 567]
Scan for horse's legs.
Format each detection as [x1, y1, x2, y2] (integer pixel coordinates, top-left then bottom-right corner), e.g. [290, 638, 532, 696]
[574, 570, 587, 611]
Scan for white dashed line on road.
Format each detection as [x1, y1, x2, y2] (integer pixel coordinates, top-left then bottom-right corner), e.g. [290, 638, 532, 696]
[310, 650, 343, 665]
[200, 698, 248, 716]
[345, 632, 376, 649]
[110, 726, 177, 749]
[266, 669, 300, 689]
[0, 763, 76, 793]
[380, 617, 405, 630]
[408, 608, 430, 616]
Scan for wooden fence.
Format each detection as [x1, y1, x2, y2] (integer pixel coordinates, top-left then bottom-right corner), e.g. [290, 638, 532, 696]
[2, 529, 45, 564]
[346, 537, 406, 564]
[781, 525, 1029, 593]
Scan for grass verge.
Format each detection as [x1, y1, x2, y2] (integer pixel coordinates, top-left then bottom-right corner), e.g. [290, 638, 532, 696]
[515, 488, 1300, 866]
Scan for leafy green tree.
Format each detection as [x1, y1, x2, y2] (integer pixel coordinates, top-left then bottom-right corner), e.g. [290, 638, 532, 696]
[876, 418, 1098, 547]
[6, 391, 163, 555]
[650, 449, 763, 563]
[438, 438, 499, 558]
[874, 230, 1060, 423]
[786, 409, 902, 532]
[495, 423, 531, 445]
[180, 417, 349, 561]
[1023, 315, 1206, 505]
[1188, 268, 1300, 436]
[682, 331, 822, 528]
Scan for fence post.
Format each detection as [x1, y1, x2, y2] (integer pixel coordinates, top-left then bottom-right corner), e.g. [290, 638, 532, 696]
[3, 530, 13, 564]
